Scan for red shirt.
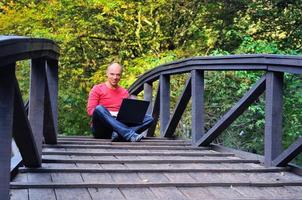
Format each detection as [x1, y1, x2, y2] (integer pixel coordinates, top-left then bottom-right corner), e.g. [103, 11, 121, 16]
[86, 83, 129, 116]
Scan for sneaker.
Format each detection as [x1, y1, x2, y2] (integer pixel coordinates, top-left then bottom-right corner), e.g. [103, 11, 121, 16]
[111, 131, 120, 142]
[130, 133, 145, 142]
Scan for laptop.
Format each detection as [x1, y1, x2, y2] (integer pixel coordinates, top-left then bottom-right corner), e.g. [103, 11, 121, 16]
[116, 98, 150, 124]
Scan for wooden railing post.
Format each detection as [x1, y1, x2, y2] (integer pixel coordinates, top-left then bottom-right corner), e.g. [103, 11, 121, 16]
[160, 75, 170, 137]
[28, 58, 46, 164]
[191, 70, 205, 143]
[265, 71, 284, 167]
[0, 64, 15, 200]
[144, 82, 153, 114]
[44, 59, 59, 144]
[147, 85, 160, 137]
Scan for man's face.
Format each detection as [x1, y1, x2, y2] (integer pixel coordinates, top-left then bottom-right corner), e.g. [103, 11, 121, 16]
[106, 63, 122, 88]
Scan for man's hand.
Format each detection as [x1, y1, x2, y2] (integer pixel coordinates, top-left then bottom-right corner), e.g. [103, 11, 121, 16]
[129, 95, 137, 99]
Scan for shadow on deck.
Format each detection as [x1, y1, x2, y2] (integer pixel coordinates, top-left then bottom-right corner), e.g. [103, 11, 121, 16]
[10, 136, 302, 200]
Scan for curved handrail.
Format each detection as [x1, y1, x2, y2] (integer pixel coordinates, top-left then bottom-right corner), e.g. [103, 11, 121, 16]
[0, 35, 59, 66]
[129, 54, 302, 95]
[128, 54, 302, 169]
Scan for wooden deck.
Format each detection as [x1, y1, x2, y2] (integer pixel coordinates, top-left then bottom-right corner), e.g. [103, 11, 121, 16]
[10, 136, 302, 200]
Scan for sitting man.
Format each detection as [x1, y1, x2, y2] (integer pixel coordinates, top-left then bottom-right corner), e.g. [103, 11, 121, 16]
[86, 62, 153, 142]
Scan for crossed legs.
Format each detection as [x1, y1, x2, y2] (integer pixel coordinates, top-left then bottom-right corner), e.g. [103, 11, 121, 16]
[92, 105, 153, 141]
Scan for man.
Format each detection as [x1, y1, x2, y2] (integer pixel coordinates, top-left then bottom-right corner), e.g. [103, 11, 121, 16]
[87, 63, 153, 142]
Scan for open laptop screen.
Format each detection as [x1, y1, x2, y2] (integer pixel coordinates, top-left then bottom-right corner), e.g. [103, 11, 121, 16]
[116, 99, 150, 124]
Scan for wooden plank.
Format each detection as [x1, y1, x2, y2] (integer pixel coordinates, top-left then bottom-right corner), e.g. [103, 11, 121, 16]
[195, 75, 266, 146]
[179, 187, 215, 199]
[42, 144, 210, 150]
[273, 137, 302, 167]
[41, 158, 260, 164]
[137, 172, 170, 183]
[207, 187, 243, 199]
[164, 172, 196, 183]
[29, 189, 56, 200]
[82, 172, 114, 183]
[88, 188, 126, 200]
[42, 151, 234, 157]
[9, 189, 29, 200]
[56, 141, 190, 146]
[111, 173, 143, 184]
[120, 188, 158, 200]
[159, 74, 170, 137]
[0, 64, 15, 200]
[28, 58, 46, 160]
[43, 59, 58, 144]
[19, 167, 284, 174]
[265, 71, 284, 167]
[13, 78, 41, 167]
[51, 172, 83, 183]
[55, 188, 92, 200]
[191, 70, 205, 143]
[10, 181, 302, 189]
[164, 76, 191, 137]
[150, 187, 188, 200]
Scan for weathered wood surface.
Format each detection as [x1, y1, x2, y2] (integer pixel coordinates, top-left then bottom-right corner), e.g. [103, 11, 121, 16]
[10, 136, 302, 200]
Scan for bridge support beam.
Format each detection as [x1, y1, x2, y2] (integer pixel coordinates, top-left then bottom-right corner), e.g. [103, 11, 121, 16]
[28, 58, 46, 164]
[160, 75, 170, 137]
[0, 64, 15, 200]
[265, 71, 284, 167]
[44, 59, 59, 144]
[191, 70, 205, 143]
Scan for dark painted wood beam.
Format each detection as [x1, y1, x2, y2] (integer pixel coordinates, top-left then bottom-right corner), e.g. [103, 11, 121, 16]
[10, 181, 302, 189]
[191, 70, 205, 143]
[0, 64, 15, 200]
[163, 76, 191, 138]
[43, 59, 58, 144]
[195, 75, 266, 147]
[273, 137, 302, 167]
[28, 58, 46, 159]
[147, 84, 160, 137]
[13, 77, 41, 167]
[159, 75, 170, 137]
[265, 72, 284, 167]
[144, 82, 153, 114]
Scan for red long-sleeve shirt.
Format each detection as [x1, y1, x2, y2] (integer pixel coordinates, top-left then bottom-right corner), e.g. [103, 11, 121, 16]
[86, 83, 129, 116]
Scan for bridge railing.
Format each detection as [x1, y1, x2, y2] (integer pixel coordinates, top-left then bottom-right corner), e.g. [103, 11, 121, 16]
[0, 36, 59, 199]
[128, 54, 302, 168]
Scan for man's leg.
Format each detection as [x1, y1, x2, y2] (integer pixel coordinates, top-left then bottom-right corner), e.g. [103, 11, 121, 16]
[128, 114, 154, 133]
[92, 108, 113, 139]
[93, 105, 140, 141]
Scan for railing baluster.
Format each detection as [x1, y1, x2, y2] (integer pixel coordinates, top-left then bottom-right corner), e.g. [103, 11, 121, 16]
[265, 71, 284, 167]
[147, 84, 160, 137]
[44, 59, 58, 144]
[0, 64, 15, 200]
[28, 58, 46, 160]
[144, 82, 153, 114]
[160, 74, 170, 137]
[191, 70, 205, 143]
[164, 76, 191, 138]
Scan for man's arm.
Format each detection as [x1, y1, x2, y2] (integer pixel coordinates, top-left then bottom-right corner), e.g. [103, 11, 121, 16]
[87, 86, 100, 116]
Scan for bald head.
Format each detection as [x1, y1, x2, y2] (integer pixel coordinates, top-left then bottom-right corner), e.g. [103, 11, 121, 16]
[106, 63, 123, 89]
[107, 63, 123, 74]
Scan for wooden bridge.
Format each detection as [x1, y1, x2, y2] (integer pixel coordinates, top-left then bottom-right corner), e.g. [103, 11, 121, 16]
[1, 36, 302, 200]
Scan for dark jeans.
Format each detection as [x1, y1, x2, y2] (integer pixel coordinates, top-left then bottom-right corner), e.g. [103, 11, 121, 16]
[92, 105, 154, 141]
